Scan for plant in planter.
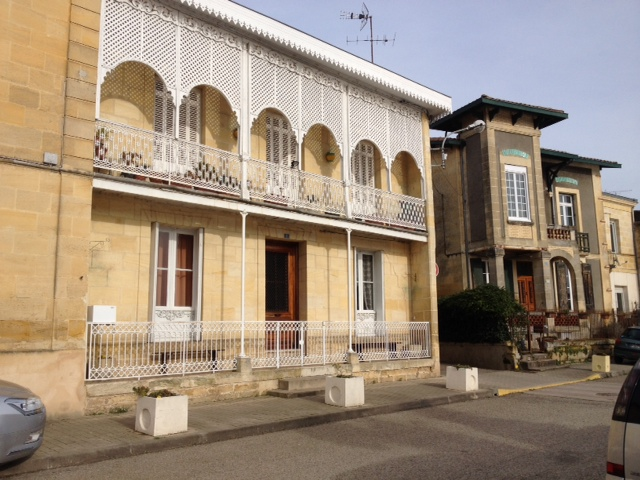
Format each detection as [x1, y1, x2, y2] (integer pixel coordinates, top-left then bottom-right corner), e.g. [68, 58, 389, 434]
[325, 364, 365, 407]
[133, 386, 188, 436]
[445, 364, 479, 392]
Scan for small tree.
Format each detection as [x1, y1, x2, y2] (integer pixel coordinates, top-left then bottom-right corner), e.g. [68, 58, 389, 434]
[438, 284, 527, 344]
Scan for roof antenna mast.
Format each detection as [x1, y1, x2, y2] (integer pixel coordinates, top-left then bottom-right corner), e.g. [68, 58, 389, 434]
[341, 3, 395, 64]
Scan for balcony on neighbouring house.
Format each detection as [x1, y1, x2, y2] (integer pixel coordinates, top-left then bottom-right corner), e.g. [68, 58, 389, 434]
[93, 120, 426, 231]
[546, 226, 590, 253]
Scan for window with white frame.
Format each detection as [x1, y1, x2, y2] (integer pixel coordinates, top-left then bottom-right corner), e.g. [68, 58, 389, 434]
[610, 218, 620, 254]
[505, 165, 530, 221]
[152, 224, 203, 322]
[355, 251, 384, 323]
[615, 286, 628, 313]
[266, 112, 297, 166]
[559, 193, 576, 227]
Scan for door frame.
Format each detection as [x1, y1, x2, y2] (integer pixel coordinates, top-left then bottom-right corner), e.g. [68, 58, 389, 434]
[265, 241, 298, 321]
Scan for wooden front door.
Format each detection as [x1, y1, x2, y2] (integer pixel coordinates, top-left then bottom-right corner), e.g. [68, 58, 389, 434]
[517, 276, 536, 312]
[265, 242, 298, 350]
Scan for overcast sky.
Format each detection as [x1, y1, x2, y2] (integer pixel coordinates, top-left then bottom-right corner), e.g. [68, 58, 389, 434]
[234, 0, 640, 206]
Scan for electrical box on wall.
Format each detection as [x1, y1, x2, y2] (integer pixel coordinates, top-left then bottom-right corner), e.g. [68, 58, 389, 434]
[87, 305, 117, 324]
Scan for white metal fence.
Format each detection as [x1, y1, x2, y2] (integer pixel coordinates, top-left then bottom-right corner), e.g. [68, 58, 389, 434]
[86, 321, 431, 380]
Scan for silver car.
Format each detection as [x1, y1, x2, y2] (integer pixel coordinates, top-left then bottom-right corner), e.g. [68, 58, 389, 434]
[607, 358, 640, 479]
[0, 380, 46, 466]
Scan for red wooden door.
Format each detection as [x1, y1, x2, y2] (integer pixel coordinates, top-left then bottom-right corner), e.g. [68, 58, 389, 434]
[265, 242, 298, 350]
[517, 276, 536, 311]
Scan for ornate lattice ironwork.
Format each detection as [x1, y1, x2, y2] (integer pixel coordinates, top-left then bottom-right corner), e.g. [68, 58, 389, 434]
[86, 321, 432, 380]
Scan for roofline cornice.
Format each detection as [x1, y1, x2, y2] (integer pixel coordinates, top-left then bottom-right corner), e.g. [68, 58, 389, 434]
[173, 0, 451, 114]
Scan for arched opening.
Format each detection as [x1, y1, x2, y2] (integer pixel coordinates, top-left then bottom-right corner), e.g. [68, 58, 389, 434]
[302, 124, 341, 180]
[553, 258, 576, 311]
[351, 140, 386, 190]
[251, 109, 298, 165]
[390, 151, 422, 198]
[179, 85, 238, 154]
[100, 61, 174, 134]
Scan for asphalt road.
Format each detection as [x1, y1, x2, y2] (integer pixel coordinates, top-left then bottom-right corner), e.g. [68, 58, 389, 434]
[14, 376, 624, 480]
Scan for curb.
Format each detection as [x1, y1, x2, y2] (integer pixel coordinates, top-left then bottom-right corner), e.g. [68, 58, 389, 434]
[0, 389, 493, 478]
[494, 369, 627, 397]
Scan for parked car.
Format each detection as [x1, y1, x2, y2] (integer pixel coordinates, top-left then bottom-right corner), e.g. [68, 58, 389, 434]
[614, 327, 640, 365]
[607, 358, 640, 479]
[0, 380, 46, 466]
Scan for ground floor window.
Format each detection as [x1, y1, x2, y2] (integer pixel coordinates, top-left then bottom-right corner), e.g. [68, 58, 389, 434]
[355, 250, 384, 329]
[615, 286, 628, 313]
[471, 259, 490, 287]
[151, 223, 203, 323]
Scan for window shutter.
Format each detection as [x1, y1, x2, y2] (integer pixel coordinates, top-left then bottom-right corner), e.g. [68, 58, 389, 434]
[581, 263, 595, 312]
[179, 88, 201, 142]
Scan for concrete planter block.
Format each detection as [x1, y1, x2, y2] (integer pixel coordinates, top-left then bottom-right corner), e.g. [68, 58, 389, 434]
[135, 395, 188, 436]
[446, 366, 479, 391]
[325, 376, 365, 407]
[592, 354, 610, 373]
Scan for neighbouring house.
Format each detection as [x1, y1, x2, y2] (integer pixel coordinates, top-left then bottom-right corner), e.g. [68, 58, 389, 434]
[1, 0, 451, 417]
[430, 95, 637, 342]
[602, 193, 640, 325]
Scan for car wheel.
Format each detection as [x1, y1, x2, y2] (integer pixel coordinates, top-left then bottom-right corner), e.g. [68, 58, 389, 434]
[614, 356, 624, 364]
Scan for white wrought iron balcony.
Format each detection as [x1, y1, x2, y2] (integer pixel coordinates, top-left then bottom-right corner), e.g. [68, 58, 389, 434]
[94, 120, 426, 231]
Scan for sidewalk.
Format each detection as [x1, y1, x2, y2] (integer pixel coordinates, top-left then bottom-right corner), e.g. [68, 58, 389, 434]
[1, 362, 631, 477]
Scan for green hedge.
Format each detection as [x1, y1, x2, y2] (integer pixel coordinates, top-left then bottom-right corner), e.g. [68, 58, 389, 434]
[438, 284, 527, 344]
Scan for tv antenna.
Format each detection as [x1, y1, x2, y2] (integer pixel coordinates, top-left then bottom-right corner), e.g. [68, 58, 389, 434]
[341, 3, 395, 63]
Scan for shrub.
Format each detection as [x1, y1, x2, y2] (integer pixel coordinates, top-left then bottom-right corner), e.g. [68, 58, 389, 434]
[438, 284, 527, 344]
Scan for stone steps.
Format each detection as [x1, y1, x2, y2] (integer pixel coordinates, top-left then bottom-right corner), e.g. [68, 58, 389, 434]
[267, 375, 326, 398]
[520, 353, 563, 371]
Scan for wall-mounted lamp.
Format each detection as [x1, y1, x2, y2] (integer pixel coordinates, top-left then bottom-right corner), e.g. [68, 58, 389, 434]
[440, 119, 485, 169]
[325, 151, 336, 163]
[232, 128, 238, 139]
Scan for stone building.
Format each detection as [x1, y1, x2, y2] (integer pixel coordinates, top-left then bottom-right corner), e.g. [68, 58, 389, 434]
[431, 95, 636, 338]
[1, 0, 450, 416]
[602, 194, 639, 319]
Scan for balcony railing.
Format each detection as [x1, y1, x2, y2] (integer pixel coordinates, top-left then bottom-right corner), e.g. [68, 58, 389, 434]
[576, 232, 590, 253]
[86, 320, 432, 380]
[246, 158, 346, 216]
[94, 120, 426, 230]
[547, 226, 572, 241]
[546, 226, 590, 253]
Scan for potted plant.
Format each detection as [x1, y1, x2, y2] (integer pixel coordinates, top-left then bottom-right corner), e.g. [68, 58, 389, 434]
[133, 386, 188, 436]
[325, 364, 365, 407]
[445, 364, 479, 392]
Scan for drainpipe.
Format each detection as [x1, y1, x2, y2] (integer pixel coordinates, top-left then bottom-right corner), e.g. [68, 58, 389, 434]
[240, 210, 248, 357]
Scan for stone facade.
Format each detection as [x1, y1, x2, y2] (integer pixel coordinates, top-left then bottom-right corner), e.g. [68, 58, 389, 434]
[603, 194, 640, 315]
[1, 0, 99, 417]
[2, 0, 448, 417]
[431, 96, 633, 327]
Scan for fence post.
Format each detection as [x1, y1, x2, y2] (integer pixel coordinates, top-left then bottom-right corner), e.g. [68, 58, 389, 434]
[276, 322, 281, 369]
